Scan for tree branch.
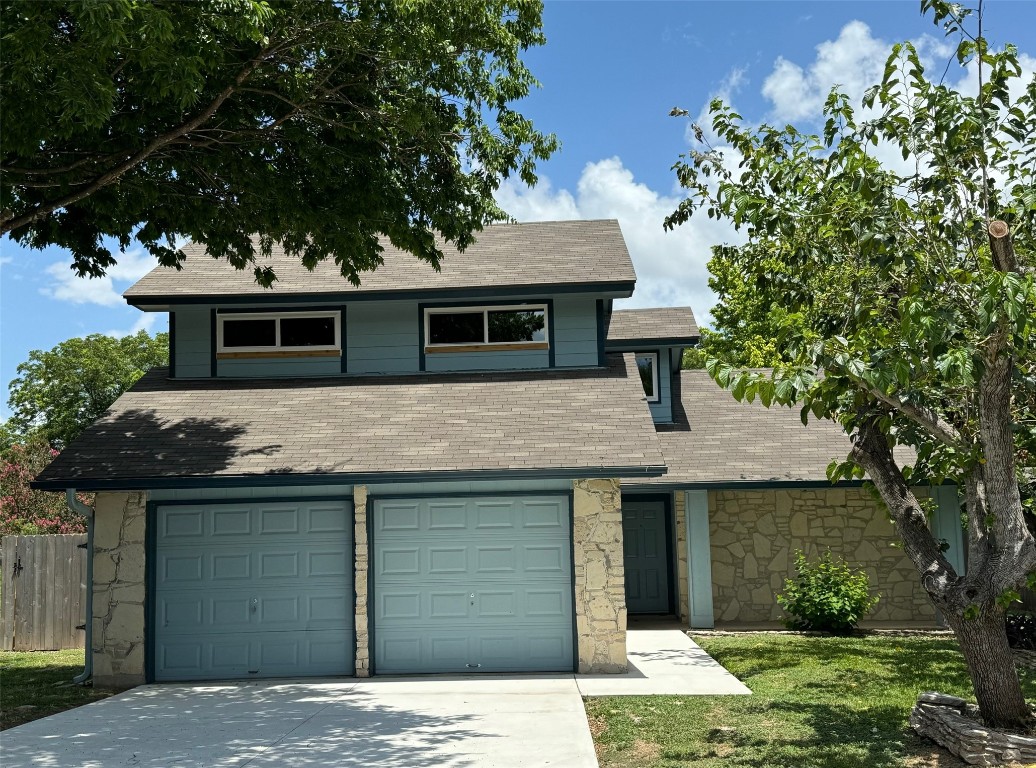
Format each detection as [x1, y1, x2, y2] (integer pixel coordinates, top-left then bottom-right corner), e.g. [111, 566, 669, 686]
[848, 374, 965, 449]
[850, 416, 959, 598]
[1, 44, 275, 235]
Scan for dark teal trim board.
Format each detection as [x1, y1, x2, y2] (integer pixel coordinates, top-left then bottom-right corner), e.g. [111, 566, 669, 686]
[144, 500, 158, 683]
[128, 281, 637, 308]
[33, 465, 666, 492]
[595, 300, 606, 366]
[365, 493, 375, 676]
[208, 309, 217, 377]
[606, 335, 700, 349]
[168, 312, 177, 378]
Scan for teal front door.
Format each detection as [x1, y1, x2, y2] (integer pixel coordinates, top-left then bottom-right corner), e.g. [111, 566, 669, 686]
[623, 500, 671, 614]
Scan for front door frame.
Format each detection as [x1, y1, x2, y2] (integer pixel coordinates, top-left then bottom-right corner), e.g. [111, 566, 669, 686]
[621, 492, 676, 616]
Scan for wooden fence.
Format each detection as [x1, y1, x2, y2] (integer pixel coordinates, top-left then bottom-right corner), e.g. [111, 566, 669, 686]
[1, 534, 87, 651]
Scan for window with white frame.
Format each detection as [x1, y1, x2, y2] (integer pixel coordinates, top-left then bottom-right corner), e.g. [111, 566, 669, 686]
[424, 305, 548, 351]
[217, 311, 341, 354]
[635, 352, 660, 403]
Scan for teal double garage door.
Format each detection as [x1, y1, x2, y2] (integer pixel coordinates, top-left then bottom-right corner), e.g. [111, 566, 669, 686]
[152, 494, 574, 681]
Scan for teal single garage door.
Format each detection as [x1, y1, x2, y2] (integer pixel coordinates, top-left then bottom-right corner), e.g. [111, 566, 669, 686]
[372, 495, 574, 674]
[153, 499, 354, 681]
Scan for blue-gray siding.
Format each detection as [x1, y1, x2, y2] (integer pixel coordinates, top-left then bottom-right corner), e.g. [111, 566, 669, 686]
[348, 302, 420, 373]
[218, 357, 341, 378]
[173, 308, 212, 378]
[552, 297, 600, 367]
[168, 294, 605, 378]
[650, 349, 673, 423]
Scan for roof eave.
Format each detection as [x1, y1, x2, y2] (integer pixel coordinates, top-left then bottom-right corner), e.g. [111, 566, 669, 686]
[606, 335, 700, 348]
[32, 464, 668, 492]
[125, 280, 637, 309]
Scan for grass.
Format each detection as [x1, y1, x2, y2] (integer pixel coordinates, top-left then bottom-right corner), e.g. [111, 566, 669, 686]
[0, 649, 118, 730]
[585, 633, 1036, 768]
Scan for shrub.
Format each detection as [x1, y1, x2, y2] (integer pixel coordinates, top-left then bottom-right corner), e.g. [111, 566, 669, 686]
[777, 549, 879, 633]
[0, 436, 88, 538]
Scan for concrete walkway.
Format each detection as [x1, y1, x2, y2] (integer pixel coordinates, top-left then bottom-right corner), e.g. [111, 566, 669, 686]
[1, 630, 746, 768]
[577, 629, 752, 696]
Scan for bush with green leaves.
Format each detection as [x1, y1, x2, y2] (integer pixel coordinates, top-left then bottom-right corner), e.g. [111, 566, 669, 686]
[777, 550, 879, 633]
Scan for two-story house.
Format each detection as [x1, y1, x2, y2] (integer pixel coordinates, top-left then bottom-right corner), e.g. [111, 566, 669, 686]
[34, 219, 964, 687]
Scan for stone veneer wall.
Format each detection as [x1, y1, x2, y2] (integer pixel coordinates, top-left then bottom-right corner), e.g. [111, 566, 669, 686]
[92, 491, 148, 687]
[572, 478, 627, 673]
[353, 485, 369, 677]
[709, 487, 936, 624]
[674, 491, 688, 622]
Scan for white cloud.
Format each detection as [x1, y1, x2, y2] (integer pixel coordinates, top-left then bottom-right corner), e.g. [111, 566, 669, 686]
[762, 21, 895, 123]
[498, 157, 745, 325]
[760, 21, 958, 125]
[42, 248, 157, 308]
[105, 313, 158, 339]
[0, 255, 12, 267]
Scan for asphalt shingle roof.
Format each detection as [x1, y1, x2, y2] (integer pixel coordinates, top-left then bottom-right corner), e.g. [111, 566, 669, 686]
[34, 354, 665, 490]
[124, 220, 637, 303]
[638, 369, 855, 485]
[606, 307, 699, 345]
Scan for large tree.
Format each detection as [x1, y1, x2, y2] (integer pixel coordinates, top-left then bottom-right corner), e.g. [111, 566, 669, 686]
[0, 0, 557, 285]
[7, 331, 168, 447]
[667, 2, 1036, 729]
[683, 242, 800, 369]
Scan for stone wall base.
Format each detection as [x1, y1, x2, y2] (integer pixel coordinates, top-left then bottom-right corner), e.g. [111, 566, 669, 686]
[911, 692, 1036, 766]
[92, 491, 147, 689]
[573, 479, 627, 674]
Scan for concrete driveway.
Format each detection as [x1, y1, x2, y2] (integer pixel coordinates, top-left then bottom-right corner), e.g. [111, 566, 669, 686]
[0, 676, 597, 768]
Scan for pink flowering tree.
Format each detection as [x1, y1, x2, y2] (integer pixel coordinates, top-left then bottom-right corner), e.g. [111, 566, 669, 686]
[0, 437, 88, 537]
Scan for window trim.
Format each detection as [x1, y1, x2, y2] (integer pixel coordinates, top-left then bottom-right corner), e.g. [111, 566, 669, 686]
[635, 351, 660, 403]
[216, 310, 342, 356]
[423, 303, 550, 352]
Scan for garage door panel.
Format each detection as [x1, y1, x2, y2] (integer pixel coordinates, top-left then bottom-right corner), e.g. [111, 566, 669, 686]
[154, 500, 354, 681]
[375, 544, 570, 583]
[212, 508, 251, 536]
[372, 495, 573, 674]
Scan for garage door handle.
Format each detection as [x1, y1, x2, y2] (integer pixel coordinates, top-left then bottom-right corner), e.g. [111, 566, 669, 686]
[466, 663, 481, 669]
[250, 598, 258, 614]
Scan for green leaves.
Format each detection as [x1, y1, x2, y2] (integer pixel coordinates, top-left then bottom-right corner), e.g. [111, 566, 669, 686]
[668, 4, 1036, 490]
[777, 550, 880, 633]
[6, 331, 168, 448]
[1, 0, 557, 286]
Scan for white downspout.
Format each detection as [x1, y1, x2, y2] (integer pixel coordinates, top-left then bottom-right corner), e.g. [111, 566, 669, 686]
[66, 489, 94, 684]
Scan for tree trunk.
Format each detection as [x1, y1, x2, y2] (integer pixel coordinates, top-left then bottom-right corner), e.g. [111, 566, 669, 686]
[944, 605, 1034, 731]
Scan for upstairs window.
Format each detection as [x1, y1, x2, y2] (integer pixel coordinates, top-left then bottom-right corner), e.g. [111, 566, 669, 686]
[425, 305, 548, 352]
[217, 311, 341, 356]
[635, 352, 660, 403]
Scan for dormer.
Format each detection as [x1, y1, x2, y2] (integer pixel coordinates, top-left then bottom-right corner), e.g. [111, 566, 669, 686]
[605, 307, 700, 423]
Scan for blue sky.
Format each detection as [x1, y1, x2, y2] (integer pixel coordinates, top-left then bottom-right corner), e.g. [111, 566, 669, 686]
[2, 0, 1035, 418]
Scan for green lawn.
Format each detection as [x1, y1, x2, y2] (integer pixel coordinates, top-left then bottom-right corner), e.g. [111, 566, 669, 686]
[586, 633, 1036, 768]
[0, 649, 118, 730]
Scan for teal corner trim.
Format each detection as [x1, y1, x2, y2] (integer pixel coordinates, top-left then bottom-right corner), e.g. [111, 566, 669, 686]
[145, 499, 157, 683]
[168, 312, 176, 378]
[685, 490, 715, 628]
[932, 485, 966, 576]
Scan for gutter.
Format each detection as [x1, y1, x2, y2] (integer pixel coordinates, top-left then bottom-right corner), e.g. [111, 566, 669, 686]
[66, 489, 93, 685]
